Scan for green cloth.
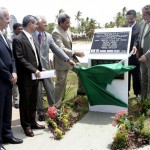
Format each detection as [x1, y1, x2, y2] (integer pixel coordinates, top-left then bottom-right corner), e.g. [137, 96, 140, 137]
[74, 63, 135, 108]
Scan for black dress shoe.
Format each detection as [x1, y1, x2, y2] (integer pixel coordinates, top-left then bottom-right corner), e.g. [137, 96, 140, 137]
[0, 146, 6, 150]
[31, 123, 45, 129]
[3, 137, 23, 144]
[77, 91, 86, 95]
[24, 129, 34, 137]
[38, 115, 45, 121]
[14, 103, 19, 109]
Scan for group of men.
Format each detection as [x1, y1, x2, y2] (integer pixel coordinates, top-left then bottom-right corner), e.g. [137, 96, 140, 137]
[125, 6, 150, 101]
[0, 7, 85, 150]
[1, 4, 150, 150]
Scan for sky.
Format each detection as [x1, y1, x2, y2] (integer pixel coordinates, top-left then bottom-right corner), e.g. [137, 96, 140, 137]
[0, 0, 150, 27]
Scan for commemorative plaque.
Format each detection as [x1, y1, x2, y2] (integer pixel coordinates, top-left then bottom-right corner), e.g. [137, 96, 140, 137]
[90, 31, 129, 53]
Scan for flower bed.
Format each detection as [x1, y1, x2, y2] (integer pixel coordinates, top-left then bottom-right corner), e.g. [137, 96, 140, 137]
[46, 95, 88, 139]
[111, 110, 150, 149]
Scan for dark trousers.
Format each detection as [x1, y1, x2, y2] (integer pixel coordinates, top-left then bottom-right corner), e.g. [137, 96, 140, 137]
[18, 80, 39, 130]
[128, 62, 141, 96]
[0, 84, 13, 146]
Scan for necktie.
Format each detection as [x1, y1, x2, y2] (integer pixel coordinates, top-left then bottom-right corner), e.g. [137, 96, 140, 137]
[30, 36, 39, 66]
[38, 33, 42, 45]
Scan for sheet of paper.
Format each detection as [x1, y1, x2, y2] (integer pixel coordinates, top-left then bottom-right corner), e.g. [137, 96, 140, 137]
[32, 70, 56, 80]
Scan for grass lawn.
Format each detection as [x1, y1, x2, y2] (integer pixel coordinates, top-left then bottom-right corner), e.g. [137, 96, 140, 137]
[43, 70, 89, 119]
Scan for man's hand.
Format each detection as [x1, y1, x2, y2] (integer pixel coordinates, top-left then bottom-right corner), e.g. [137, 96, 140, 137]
[74, 51, 85, 58]
[11, 73, 17, 84]
[35, 70, 41, 78]
[67, 59, 76, 67]
[139, 55, 147, 62]
[131, 46, 137, 55]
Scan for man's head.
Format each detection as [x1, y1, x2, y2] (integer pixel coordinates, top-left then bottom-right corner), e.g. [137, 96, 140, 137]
[126, 10, 136, 25]
[22, 15, 37, 34]
[57, 13, 70, 31]
[36, 16, 47, 32]
[13, 23, 22, 35]
[142, 5, 150, 23]
[0, 7, 10, 31]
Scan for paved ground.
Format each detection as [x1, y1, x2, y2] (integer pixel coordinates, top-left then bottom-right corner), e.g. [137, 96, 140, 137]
[3, 107, 117, 150]
[4, 107, 150, 150]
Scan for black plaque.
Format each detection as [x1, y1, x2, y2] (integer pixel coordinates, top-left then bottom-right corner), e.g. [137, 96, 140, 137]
[90, 31, 129, 53]
[91, 59, 124, 80]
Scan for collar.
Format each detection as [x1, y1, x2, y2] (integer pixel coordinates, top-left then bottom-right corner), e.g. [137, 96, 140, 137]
[57, 25, 67, 33]
[35, 30, 43, 37]
[0, 30, 5, 35]
[129, 21, 136, 28]
[23, 30, 32, 39]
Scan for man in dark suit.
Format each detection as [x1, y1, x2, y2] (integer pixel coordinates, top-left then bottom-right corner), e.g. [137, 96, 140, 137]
[0, 7, 23, 150]
[123, 10, 141, 98]
[13, 15, 45, 137]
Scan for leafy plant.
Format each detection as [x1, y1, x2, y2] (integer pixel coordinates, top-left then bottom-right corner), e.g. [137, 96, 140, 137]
[111, 110, 148, 149]
[112, 124, 128, 149]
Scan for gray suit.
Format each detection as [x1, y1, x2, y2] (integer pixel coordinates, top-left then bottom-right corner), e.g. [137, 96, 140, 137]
[32, 31, 69, 115]
[139, 21, 150, 99]
[52, 25, 84, 106]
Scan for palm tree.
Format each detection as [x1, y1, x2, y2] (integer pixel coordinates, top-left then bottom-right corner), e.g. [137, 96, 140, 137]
[136, 12, 142, 23]
[75, 11, 82, 33]
[75, 11, 82, 22]
[105, 21, 116, 28]
[115, 12, 126, 27]
[122, 7, 127, 17]
[55, 9, 65, 24]
[86, 18, 97, 39]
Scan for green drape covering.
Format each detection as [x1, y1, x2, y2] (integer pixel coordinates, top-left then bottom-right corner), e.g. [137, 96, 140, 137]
[74, 63, 135, 108]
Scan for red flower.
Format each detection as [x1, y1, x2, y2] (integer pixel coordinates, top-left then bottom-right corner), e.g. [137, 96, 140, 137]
[47, 106, 57, 119]
[112, 110, 128, 127]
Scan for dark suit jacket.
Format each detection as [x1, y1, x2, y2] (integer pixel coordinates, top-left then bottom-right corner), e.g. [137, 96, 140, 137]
[123, 23, 140, 65]
[12, 32, 42, 86]
[0, 35, 16, 90]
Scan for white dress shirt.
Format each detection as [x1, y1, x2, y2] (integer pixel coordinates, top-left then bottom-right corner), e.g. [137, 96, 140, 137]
[23, 30, 39, 66]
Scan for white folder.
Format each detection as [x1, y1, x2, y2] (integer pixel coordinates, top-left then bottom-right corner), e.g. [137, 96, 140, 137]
[32, 70, 56, 80]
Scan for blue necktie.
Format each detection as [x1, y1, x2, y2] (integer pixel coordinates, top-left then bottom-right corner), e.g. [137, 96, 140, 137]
[38, 33, 42, 45]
